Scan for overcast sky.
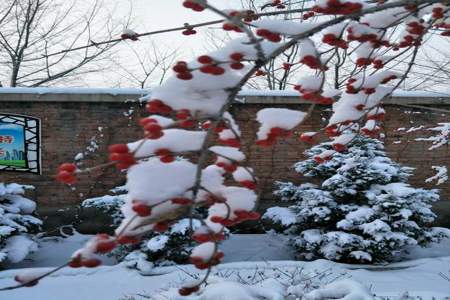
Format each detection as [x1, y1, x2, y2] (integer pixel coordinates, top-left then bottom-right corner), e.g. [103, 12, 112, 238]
[113, 0, 244, 52]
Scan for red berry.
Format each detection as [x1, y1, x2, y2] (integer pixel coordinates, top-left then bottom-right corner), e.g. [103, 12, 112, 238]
[177, 72, 193, 80]
[56, 171, 76, 184]
[117, 236, 140, 245]
[198, 55, 214, 64]
[108, 144, 129, 154]
[132, 202, 152, 217]
[230, 52, 244, 61]
[153, 222, 169, 232]
[160, 155, 175, 163]
[58, 163, 77, 173]
[230, 62, 245, 70]
[171, 197, 192, 205]
[96, 240, 117, 254]
[179, 286, 200, 296]
[82, 258, 102, 268]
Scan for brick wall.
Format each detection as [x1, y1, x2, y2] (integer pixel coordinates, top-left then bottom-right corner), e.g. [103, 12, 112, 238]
[0, 90, 449, 229]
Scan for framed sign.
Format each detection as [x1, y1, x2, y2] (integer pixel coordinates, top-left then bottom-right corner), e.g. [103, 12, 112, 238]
[0, 113, 41, 174]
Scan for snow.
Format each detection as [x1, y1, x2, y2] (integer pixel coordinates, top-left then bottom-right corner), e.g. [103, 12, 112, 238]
[0, 233, 449, 299]
[147, 235, 169, 252]
[426, 166, 448, 186]
[263, 207, 297, 227]
[253, 19, 316, 36]
[128, 129, 207, 157]
[256, 108, 307, 140]
[2, 236, 38, 264]
[0, 87, 446, 99]
[304, 279, 373, 300]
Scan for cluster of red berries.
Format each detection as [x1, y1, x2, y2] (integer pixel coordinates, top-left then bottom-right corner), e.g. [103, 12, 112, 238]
[197, 55, 226, 75]
[293, 85, 334, 105]
[108, 144, 136, 170]
[347, 27, 378, 43]
[192, 232, 225, 243]
[332, 143, 347, 152]
[407, 21, 425, 36]
[267, 0, 286, 9]
[300, 55, 322, 69]
[256, 127, 291, 147]
[190, 251, 224, 269]
[171, 197, 193, 205]
[132, 200, 152, 216]
[216, 161, 238, 173]
[238, 180, 257, 190]
[256, 28, 282, 43]
[146, 99, 173, 115]
[299, 133, 317, 144]
[367, 111, 385, 121]
[210, 210, 260, 226]
[175, 109, 196, 128]
[172, 61, 193, 80]
[56, 163, 77, 184]
[182, 27, 197, 36]
[397, 34, 420, 48]
[312, 0, 362, 15]
[148, 149, 169, 166]
[432, 6, 445, 19]
[322, 33, 348, 49]
[139, 117, 164, 140]
[372, 59, 384, 69]
[302, 11, 315, 20]
[222, 22, 243, 32]
[182, 1, 205, 12]
[229, 52, 245, 70]
[362, 126, 381, 137]
[255, 69, 267, 76]
[325, 124, 340, 138]
[93, 234, 117, 253]
[380, 74, 397, 84]
[355, 57, 372, 67]
[69, 254, 102, 268]
[314, 153, 333, 164]
[179, 285, 200, 296]
[228, 10, 259, 22]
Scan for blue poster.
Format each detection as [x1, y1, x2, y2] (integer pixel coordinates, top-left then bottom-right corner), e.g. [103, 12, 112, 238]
[0, 122, 26, 167]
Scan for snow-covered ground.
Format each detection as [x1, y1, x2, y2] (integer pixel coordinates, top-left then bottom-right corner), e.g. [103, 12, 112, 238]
[0, 233, 449, 299]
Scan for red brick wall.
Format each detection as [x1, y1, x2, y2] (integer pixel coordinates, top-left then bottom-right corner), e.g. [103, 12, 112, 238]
[1, 94, 448, 228]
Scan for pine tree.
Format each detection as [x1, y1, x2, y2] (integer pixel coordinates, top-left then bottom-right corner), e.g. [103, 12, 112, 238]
[264, 136, 446, 263]
[0, 183, 42, 265]
[82, 188, 202, 273]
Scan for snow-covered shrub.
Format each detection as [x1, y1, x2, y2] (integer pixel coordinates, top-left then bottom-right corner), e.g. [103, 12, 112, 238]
[0, 183, 42, 265]
[265, 136, 446, 263]
[82, 189, 203, 272]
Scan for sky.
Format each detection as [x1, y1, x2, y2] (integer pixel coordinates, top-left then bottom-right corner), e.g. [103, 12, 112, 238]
[113, 0, 244, 52]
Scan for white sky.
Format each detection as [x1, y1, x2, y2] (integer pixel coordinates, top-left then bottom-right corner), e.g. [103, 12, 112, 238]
[114, 0, 244, 52]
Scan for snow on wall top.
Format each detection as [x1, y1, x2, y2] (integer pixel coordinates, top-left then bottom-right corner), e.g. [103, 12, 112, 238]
[0, 87, 449, 104]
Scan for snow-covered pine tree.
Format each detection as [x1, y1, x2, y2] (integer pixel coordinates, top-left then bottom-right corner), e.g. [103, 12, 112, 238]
[82, 188, 204, 273]
[264, 136, 445, 264]
[0, 183, 42, 265]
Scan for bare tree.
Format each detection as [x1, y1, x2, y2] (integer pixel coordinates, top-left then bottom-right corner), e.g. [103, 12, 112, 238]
[108, 40, 178, 89]
[0, 0, 131, 87]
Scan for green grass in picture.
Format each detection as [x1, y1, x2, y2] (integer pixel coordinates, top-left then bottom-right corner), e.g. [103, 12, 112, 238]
[0, 160, 26, 167]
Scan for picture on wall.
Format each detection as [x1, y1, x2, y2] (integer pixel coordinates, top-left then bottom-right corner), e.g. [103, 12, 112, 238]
[0, 114, 41, 174]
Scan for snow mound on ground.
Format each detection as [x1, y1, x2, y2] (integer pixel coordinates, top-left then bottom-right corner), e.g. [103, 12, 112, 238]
[304, 279, 374, 300]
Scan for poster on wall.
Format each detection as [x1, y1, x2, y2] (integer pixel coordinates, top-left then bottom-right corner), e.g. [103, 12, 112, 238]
[0, 114, 41, 174]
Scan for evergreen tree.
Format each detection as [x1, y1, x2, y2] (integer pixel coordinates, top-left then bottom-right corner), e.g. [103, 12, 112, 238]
[264, 136, 446, 263]
[82, 188, 203, 273]
[0, 183, 42, 265]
